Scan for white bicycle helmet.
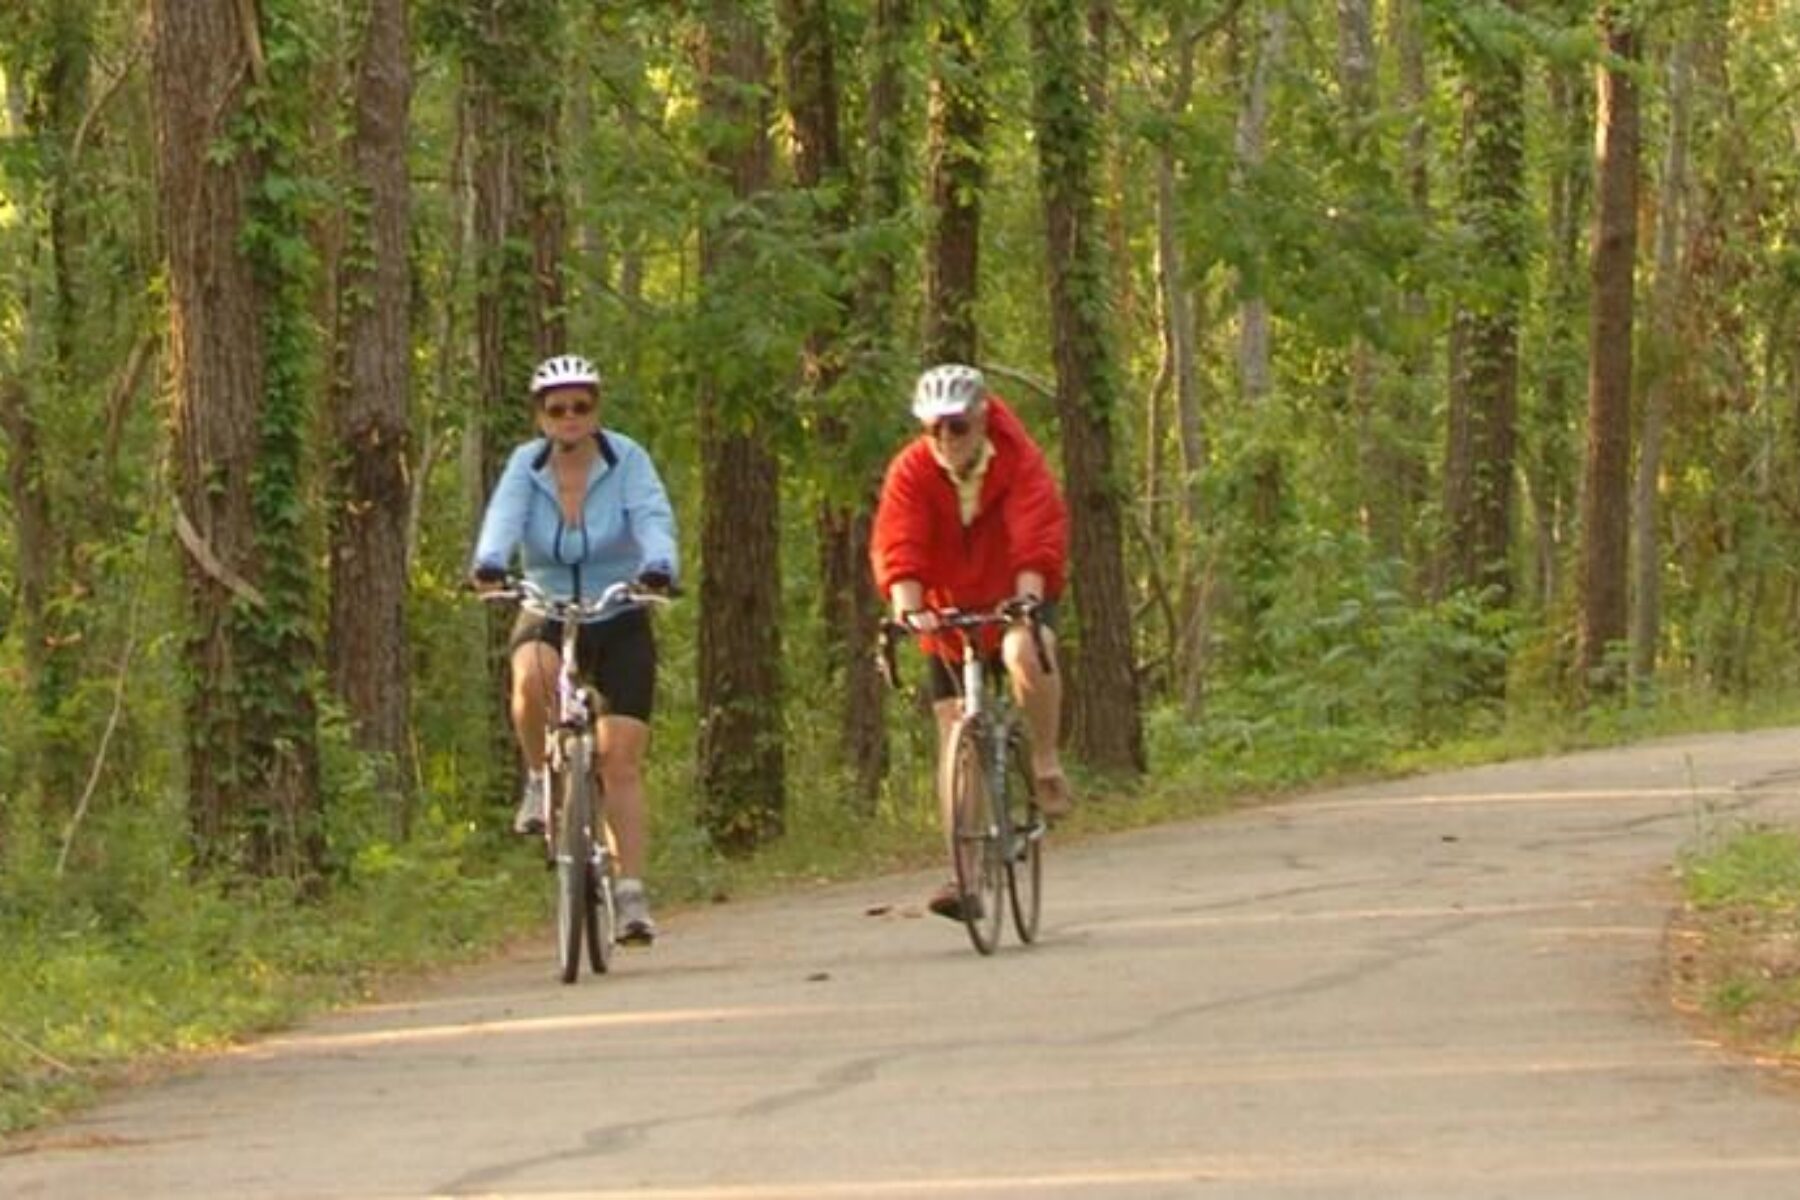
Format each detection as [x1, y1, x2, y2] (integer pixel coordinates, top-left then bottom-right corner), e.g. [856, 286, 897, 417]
[529, 354, 600, 396]
[911, 363, 986, 421]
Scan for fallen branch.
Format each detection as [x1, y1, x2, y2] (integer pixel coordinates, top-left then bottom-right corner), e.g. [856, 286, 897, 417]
[234, 0, 269, 88]
[0, 1024, 75, 1076]
[69, 13, 151, 169]
[978, 361, 1056, 400]
[172, 499, 267, 609]
[56, 580, 144, 879]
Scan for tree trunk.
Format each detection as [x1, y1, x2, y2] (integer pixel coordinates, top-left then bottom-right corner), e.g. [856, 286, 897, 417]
[1529, 58, 1589, 618]
[153, 0, 323, 883]
[525, 93, 566, 360]
[1234, 3, 1284, 408]
[1577, 7, 1641, 700]
[1151, 18, 1207, 712]
[923, 0, 985, 363]
[3, 15, 91, 815]
[858, 0, 913, 325]
[1630, 35, 1691, 695]
[0, 378, 51, 706]
[1336, 0, 1375, 115]
[1221, 2, 1290, 675]
[1029, 0, 1144, 775]
[1381, 0, 1432, 583]
[457, 4, 563, 798]
[1440, 12, 1525, 620]
[696, 2, 786, 852]
[462, 1, 563, 492]
[468, 62, 519, 498]
[328, 0, 415, 835]
[1338, 0, 1388, 562]
[847, 0, 916, 802]
[778, 0, 888, 812]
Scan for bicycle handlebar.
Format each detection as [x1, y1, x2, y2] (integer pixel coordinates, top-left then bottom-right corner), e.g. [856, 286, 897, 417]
[876, 602, 1053, 691]
[474, 574, 675, 621]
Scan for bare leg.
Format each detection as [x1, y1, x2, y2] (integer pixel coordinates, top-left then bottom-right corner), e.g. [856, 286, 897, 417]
[1002, 624, 1062, 780]
[598, 715, 652, 878]
[509, 642, 560, 771]
[932, 697, 961, 849]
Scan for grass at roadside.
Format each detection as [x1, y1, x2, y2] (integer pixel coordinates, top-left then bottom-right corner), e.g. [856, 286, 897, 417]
[1673, 825, 1800, 1064]
[0, 825, 544, 1136]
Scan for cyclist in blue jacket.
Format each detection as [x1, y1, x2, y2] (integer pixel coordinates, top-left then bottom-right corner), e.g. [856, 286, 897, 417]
[470, 354, 678, 943]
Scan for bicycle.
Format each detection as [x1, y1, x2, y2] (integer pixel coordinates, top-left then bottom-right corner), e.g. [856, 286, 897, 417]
[879, 603, 1050, 955]
[479, 575, 669, 983]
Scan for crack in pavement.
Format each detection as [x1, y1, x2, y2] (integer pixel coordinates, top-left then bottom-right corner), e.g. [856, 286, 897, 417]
[433, 1054, 892, 1195]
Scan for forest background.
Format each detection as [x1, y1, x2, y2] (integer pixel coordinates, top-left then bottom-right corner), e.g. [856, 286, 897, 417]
[5, 0, 1800, 1131]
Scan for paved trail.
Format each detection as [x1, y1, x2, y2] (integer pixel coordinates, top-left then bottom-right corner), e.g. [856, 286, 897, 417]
[8, 729, 1800, 1198]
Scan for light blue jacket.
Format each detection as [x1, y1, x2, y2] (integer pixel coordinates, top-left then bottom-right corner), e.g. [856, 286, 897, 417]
[472, 431, 679, 611]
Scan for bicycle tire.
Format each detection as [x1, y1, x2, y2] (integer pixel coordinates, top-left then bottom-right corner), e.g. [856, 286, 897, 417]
[555, 741, 596, 984]
[1006, 722, 1043, 943]
[587, 772, 616, 974]
[946, 717, 1005, 955]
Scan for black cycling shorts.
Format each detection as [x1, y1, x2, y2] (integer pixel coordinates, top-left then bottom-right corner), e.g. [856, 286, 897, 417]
[923, 602, 1058, 702]
[509, 606, 657, 721]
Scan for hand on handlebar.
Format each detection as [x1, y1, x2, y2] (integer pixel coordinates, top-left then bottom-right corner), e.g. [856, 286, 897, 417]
[1000, 594, 1042, 622]
[469, 563, 510, 594]
[899, 609, 940, 634]
[635, 560, 674, 595]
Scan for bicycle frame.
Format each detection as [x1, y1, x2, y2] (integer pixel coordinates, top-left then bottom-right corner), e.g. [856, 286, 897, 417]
[952, 641, 1015, 823]
[509, 579, 637, 826]
[879, 605, 1050, 952]
[481, 576, 666, 980]
[546, 617, 596, 781]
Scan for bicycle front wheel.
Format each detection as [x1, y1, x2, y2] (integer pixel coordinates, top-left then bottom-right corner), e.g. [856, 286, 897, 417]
[555, 743, 598, 984]
[946, 717, 1005, 955]
[587, 844, 616, 975]
[1006, 722, 1043, 944]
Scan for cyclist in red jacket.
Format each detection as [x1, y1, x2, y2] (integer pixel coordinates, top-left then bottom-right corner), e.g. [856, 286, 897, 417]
[871, 363, 1073, 920]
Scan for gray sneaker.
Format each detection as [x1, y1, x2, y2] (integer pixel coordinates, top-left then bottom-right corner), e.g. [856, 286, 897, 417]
[513, 773, 549, 836]
[615, 877, 656, 945]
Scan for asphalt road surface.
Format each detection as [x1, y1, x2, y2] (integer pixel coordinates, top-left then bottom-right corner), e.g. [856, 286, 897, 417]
[8, 729, 1800, 1199]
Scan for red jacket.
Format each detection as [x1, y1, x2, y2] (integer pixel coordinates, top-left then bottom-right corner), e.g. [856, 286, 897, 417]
[871, 397, 1068, 652]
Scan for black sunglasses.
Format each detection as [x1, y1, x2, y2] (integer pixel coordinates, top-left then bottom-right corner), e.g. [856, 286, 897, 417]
[928, 415, 972, 438]
[542, 399, 595, 419]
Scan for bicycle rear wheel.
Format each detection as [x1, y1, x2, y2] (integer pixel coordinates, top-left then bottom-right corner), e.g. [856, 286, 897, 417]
[555, 742, 598, 984]
[946, 717, 1005, 955]
[1006, 723, 1043, 943]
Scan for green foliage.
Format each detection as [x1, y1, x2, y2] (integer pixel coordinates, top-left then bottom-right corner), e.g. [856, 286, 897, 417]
[1678, 823, 1800, 1038]
[1173, 561, 1516, 788]
[0, 798, 540, 1135]
[1424, 0, 1597, 70]
[1682, 827, 1800, 913]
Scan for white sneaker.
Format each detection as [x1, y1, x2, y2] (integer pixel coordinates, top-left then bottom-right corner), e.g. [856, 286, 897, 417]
[513, 772, 548, 836]
[615, 877, 656, 945]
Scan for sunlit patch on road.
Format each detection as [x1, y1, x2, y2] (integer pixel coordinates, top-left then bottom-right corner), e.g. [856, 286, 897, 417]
[1080, 897, 1643, 932]
[237, 1005, 843, 1057]
[425, 1151, 1800, 1199]
[1288, 786, 1742, 813]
